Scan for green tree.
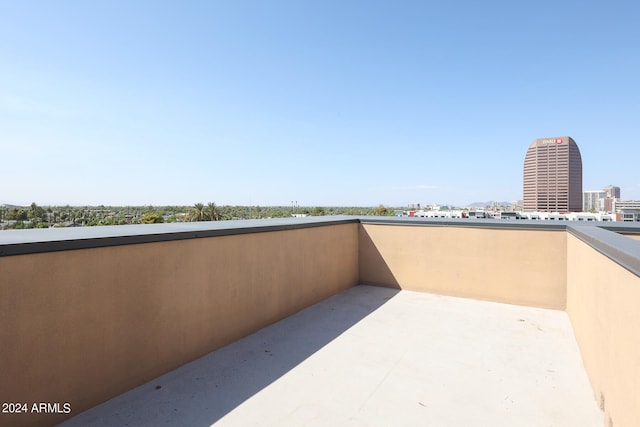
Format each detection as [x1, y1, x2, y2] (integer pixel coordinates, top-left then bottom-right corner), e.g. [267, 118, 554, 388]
[205, 202, 220, 221]
[373, 204, 388, 216]
[16, 208, 28, 221]
[189, 203, 205, 221]
[141, 212, 164, 224]
[28, 202, 47, 222]
[311, 206, 325, 216]
[6, 208, 19, 220]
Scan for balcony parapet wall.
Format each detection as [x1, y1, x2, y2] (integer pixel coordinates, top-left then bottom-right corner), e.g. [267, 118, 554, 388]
[567, 223, 640, 277]
[0, 217, 360, 427]
[356, 217, 640, 279]
[0, 216, 359, 257]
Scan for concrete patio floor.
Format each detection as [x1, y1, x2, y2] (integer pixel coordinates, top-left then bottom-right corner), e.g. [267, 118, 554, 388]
[60, 285, 603, 427]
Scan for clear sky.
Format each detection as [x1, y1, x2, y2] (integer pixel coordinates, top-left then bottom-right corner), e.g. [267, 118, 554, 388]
[1, 1, 639, 207]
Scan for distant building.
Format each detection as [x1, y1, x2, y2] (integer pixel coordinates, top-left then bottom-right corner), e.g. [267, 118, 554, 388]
[610, 199, 640, 221]
[614, 200, 640, 211]
[523, 136, 583, 212]
[603, 185, 621, 212]
[615, 208, 640, 222]
[603, 185, 621, 199]
[583, 191, 606, 212]
[582, 186, 620, 212]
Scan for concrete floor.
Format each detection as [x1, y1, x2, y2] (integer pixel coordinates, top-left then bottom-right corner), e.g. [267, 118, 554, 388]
[60, 285, 603, 427]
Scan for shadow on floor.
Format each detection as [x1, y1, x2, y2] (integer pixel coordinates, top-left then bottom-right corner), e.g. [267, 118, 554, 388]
[59, 285, 399, 427]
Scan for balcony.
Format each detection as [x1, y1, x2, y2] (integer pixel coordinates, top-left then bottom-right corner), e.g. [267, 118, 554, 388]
[1, 217, 639, 426]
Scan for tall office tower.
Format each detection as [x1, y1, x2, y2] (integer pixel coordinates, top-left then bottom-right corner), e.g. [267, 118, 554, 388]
[523, 136, 583, 212]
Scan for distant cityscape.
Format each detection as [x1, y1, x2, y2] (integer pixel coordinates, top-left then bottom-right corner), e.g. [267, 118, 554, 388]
[0, 204, 403, 230]
[2, 136, 639, 229]
[399, 136, 639, 222]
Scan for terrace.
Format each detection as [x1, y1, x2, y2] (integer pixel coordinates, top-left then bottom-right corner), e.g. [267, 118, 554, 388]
[1, 217, 639, 426]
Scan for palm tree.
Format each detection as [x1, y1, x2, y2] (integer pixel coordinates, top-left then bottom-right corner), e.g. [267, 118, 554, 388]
[206, 202, 220, 221]
[189, 203, 206, 221]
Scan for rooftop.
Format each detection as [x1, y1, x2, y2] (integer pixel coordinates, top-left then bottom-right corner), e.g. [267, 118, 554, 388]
[60, 285, 601, 427]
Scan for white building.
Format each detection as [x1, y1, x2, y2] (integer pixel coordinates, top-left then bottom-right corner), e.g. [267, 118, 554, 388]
[583, 190, 605, 212]
[614, 200, 640, 211]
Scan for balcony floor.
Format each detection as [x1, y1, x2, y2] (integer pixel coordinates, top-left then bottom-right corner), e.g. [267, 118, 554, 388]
[60, 285, 603, 427]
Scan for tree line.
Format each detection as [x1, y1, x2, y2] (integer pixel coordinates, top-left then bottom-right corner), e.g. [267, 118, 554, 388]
[0, 202, 397, 230]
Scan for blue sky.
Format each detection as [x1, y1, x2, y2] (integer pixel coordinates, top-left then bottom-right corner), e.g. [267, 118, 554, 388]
[1, 1, 639, 207]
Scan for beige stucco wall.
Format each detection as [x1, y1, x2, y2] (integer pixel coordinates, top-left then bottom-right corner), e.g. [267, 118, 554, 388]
[0, 223, 359, 427]
[623, 233, 640, 241]
[566, 234, 640, 427]
[359, 224, 567, 309]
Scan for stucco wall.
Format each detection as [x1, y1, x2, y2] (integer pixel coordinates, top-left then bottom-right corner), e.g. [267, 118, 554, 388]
[0, 223, 359, 427]
[566, 234, 640, 427]
[359, 223, 567, 309]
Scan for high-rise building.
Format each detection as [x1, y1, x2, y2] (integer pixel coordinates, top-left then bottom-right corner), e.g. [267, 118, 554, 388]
[523, 136, 583, 212]
[583, 190, 606, 212]
[603, 185, 621, 199]
[581, 186, 621, 212]
[603, 185, 621, 212]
